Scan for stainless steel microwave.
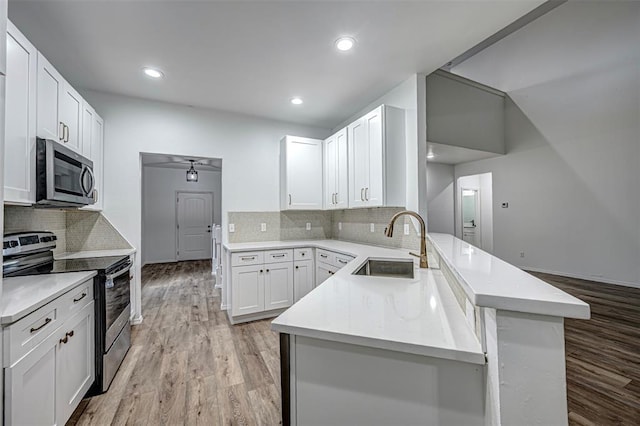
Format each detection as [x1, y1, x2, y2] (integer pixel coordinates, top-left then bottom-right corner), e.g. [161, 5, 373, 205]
[36, 138, 96, 207]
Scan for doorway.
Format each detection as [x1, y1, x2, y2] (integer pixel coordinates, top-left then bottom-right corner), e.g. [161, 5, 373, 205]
[461, 188, 481, 246]
[176, 191, 213, 261]
[456, 173, 493, 252]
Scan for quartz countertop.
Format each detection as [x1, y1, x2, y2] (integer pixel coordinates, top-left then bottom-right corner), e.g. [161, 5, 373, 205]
[55, 248, 136, 260]
[1, 271, 97, 324]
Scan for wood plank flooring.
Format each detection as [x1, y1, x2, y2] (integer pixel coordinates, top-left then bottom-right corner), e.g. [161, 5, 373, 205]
[69, 262, 640, 425]
[531, 272, 640, 426]
[68, 260, 281, 426]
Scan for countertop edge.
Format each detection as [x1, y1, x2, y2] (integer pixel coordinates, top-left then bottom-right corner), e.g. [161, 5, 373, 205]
[1, 271, 98, 325]
[55, 248, 136, 260]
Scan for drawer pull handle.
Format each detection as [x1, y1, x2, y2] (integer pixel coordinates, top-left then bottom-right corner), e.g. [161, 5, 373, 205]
[272, 254, 286, 258]
[30, 318, 52, 333]
[73, 293, 87, 303]
[241, 256, 256, 260]
[320, 254, 328, 258]
[338, 259, 347, 264]
[329, 271, 334, 275]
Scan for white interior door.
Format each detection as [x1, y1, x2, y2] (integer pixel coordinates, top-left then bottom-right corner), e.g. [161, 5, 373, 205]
[177, 191, 213, 261]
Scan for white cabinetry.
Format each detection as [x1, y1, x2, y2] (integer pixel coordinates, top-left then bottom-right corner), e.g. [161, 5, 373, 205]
[4, 21, 36, 204]
[323, 128, 348, 209]
[293, 247, 314, 302]
[280, 135, 323, 210]
[230, 249, 294, 323]
[315, 249, 355, 286]
[60, 82, 83, 153]
[4, 280, 95, 426]
[347, 105, 405, 208]
[80, 103, 104, 211]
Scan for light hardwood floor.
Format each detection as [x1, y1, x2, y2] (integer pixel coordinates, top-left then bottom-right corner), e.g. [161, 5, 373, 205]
[69, 260, 281, 426]
[70, 262, 640, 425]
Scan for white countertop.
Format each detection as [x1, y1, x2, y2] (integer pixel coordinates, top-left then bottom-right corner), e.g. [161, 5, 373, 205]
[427, 233, 590, 319]
[55, 248, 136, 260]
[1, 271, 97, 324]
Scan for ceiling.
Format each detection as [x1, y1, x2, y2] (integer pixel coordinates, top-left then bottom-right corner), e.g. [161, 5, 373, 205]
[141, 153, 222, 171]
[427, 142, 503, 165]
[9, 0, 543, 128]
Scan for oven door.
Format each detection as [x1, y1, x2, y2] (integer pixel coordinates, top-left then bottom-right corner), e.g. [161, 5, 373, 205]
[104, 262, 132, 351]
[36, 138, 95, 206]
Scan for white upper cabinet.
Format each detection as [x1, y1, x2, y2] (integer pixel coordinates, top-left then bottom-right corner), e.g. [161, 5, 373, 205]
[323, 128, 348, 210]
[60, 81, 83, 153]
[4, 21, 37, 204]
[81, 100, 94, 159]
[347, 105, 405, 208]
[0, 0, 7, 75]
[80, 105, 104, 211]
[280, 135, 323, 210]
[36, 52, 64, 142]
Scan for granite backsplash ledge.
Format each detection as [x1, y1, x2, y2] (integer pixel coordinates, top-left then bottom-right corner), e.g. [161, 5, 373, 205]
[4, 206, 131, 254]
[228, 207, 422, 250]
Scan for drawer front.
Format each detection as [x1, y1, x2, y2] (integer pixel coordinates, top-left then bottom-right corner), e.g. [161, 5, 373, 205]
[264, 249, 293, 264]
[294, 248, 313, 261]
[333, 254, 355, 269]
[59, 279, 94, 317]
[231, 251, 265, 267]
[5, 302, 61, 367]
[316, 249, 335, 265]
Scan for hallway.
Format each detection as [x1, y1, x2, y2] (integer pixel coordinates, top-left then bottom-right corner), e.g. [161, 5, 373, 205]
[70, 261, 281, 425]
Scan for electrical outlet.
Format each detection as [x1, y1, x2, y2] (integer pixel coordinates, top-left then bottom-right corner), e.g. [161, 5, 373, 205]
[404, 224, 410, 235]
[229, 223, 235, 233]
[306, 222, 311, 231]
[260, 223, 267, 232]
[338, 222, 342, 231]
[520, 252, 525, 258]
[370, 223, 375, 232]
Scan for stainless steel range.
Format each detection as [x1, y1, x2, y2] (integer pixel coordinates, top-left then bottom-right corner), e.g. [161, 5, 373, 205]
[3, 231, 132, 395]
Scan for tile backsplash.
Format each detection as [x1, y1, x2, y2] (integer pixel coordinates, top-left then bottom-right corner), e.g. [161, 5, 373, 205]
[4, 206, 131, 254]
[228, 207, 422, 250]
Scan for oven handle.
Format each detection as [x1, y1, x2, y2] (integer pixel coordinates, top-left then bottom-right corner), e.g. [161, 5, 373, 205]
[106, 263, 132, 282]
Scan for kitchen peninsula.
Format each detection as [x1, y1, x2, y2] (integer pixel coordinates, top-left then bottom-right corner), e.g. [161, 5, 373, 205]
[224, 235, 590, 425]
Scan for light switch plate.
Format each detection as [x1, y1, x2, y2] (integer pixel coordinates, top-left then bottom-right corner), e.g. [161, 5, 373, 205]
[306, 222, 311, 231]
[404, 224, 410, 235]
[260, 223, 267, 232]
[229, 223, 235, 233]
[370, 223, 375, 232]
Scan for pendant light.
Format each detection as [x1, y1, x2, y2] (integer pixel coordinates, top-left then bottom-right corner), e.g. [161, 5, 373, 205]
[186, 160, 198, 182]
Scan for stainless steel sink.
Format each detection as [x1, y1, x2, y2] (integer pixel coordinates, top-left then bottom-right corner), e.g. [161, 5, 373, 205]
[353, 258, 415, 279]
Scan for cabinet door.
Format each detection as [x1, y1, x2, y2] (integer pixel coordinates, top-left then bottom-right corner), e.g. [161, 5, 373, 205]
[92, 114, 104, 210]
[315, 262, 335, 286]
[323, 133, 337, 209]
[348, 118, 368, 208]
[284, 136, 323, 210]
[80, 101, 94, 159]
[264, 262, 294, 310]
[334, 128, 349, 209]
[294, 260, 314, 303]
[231, 265, 265, 316]
[37, 53, 64, 142]
[56, 301, 95, 425]
[60, 82, 83, 153]
[5, 328, 58, 426]
[5, 21, 37, 204]
[364, 106, 384, 207]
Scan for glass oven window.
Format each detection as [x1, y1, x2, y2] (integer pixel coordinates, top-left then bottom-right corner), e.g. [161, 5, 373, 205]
[105, 271, 131, 330]
[54, 151, 83, 196]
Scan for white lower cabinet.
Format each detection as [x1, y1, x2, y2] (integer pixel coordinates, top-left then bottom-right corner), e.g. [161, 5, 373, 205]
[4, 282, 95, 426]
[315, 250, 356, 286]
[316, 262, 335, 286]
[293, 259, 314, 303]
[264, 262, 294, 310]
[231, 264, 265, 316]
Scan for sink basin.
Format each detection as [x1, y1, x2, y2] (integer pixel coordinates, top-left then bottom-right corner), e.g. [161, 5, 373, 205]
[353, 258, 415, 279]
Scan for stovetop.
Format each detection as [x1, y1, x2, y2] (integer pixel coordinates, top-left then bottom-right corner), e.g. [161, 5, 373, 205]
[4, 254, 129, 278]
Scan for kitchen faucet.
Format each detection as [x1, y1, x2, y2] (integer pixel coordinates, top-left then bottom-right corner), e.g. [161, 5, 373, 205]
[384, 210, 429, 268]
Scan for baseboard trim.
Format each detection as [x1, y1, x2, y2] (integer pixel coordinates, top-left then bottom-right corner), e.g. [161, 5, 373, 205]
[524, 267, 640, 289]
[143, 259, 178, 265]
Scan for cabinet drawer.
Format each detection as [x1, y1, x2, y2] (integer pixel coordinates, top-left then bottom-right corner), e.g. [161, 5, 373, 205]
[264, 249, 293, 264]
[333, 254, 355, 269]
[59, 279, 94, 317]
[231, 251, 264, 266]
[4, 302, 62, 367]
[294, 248, 312, 261]
[316, 249, 334, 265]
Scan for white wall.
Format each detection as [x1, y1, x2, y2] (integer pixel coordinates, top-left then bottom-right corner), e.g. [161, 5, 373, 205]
[451, 0, 640, 286]
[83, 90, 329, 320]
[456, 173, 493, 253]
[426, 163, 454, 234]
[142, 166, 222, 264]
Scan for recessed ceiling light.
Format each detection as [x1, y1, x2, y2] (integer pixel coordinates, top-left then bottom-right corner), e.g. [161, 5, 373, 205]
[143, 67, 164, 79]
[290, 97, 303, 105]
[335, 36, 356, 52]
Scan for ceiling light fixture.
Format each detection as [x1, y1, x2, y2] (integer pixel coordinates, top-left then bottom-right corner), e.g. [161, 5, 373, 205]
[290, 97, 303, 105]
[335, 36, 356, 52]
[186, 160, 199, 182]
[143, 67, 164, 79]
